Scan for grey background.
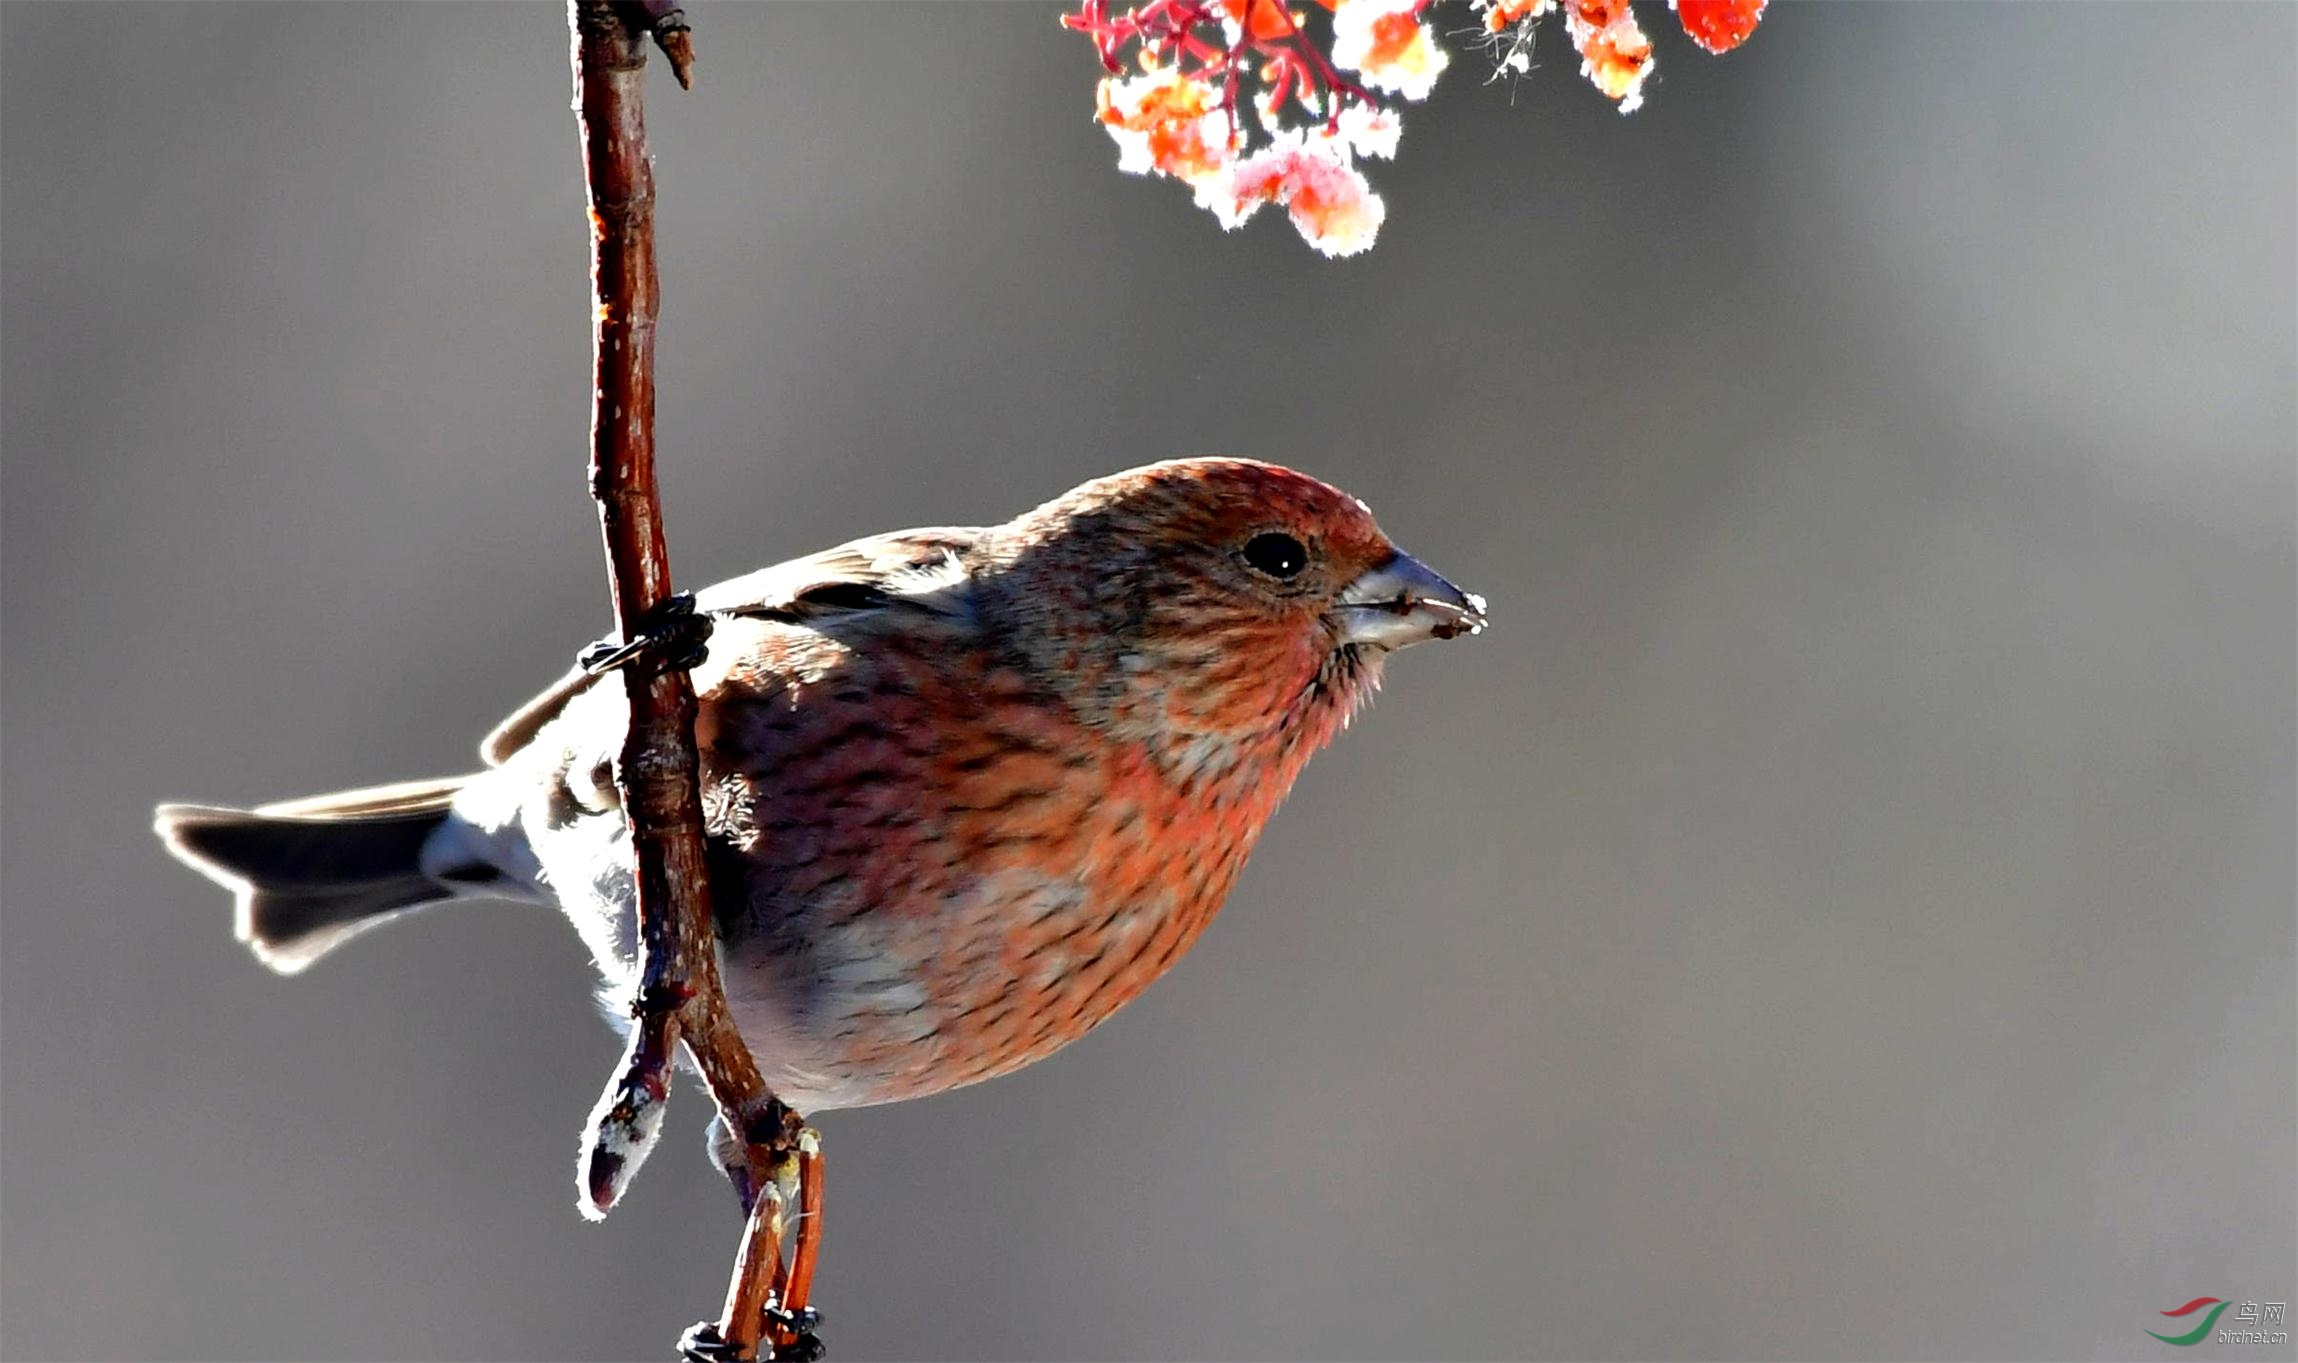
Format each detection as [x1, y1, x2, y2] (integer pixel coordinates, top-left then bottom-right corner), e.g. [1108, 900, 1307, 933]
[3, 3, 2292, 1360]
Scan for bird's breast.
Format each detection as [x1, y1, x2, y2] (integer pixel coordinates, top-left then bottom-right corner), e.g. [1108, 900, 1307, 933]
[697, 629, 1280, 1110]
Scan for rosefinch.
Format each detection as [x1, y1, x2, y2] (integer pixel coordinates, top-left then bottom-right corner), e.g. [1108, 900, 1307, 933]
[156, 458, 1483, 1117]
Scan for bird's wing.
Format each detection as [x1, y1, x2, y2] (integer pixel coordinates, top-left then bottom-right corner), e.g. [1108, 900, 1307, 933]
[693, 526, 981, 623]
[479, 527, 986, 766]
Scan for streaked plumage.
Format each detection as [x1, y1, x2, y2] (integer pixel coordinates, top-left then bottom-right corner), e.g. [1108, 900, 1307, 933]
[158, 458, 1484, 1112]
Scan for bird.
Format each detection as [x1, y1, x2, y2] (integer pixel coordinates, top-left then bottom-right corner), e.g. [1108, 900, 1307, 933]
[156, 456, 1484, 1126]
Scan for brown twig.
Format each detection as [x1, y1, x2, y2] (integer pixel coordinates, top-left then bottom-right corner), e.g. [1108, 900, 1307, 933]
[782, 1130, 827, 1312]
[722, 1181, 789, 1352]
[567, 3, 806, 1357]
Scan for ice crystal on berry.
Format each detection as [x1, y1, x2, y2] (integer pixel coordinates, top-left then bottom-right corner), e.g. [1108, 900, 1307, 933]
[1331, 0, 1451, 100]
[1210, 127, 1387, 255]
[1560, 0, 1654, 111]
[1672, 0, 1766, 55]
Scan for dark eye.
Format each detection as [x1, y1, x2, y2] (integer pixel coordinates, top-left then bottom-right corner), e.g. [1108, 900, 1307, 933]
[1241, 532, 1309, 580]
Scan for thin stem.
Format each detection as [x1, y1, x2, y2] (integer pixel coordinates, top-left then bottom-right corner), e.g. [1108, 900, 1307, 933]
[567, 6, 814, 1354]
[571, 0, 720, 1220]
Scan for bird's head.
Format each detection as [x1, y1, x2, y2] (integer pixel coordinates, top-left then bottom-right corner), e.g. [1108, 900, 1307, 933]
[987, 457, 1485, 783]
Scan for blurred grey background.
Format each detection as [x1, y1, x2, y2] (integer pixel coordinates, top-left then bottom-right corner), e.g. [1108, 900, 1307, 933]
[3, 3, 2291, 1360]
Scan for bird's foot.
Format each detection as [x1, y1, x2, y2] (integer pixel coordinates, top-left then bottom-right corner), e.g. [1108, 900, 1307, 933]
[580, 591, 712, 677]
[766, 1304, 826, 1361]
[677, 1321, 739, 1363]
[674, 1305, 824, 1362]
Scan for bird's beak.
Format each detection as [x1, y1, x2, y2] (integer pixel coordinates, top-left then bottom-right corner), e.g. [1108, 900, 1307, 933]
[1335, 550, 1488, 650]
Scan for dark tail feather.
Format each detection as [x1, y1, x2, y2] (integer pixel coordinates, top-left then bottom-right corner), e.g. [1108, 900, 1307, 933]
[155, 776, 471, 974]
[232, 879, 445, 973]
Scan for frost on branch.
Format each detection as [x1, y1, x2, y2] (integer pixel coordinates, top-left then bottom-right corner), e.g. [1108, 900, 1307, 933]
[1068, 0, 1768, 255]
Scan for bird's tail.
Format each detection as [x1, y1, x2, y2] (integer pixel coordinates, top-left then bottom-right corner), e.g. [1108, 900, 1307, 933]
[156, 776, 480, 974]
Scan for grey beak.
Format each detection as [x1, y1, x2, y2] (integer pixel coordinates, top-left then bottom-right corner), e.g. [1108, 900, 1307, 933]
[1335, 551, 1488, 650]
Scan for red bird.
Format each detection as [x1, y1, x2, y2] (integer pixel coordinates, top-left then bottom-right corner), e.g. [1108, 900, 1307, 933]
[158, 456, 1483, 1124]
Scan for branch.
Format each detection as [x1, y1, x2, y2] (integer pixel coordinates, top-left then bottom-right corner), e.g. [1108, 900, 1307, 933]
[567, 5, 808, 1358]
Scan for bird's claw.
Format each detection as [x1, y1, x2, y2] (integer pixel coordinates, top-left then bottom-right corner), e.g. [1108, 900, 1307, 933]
[672, 1306, 824, 1362]
[580, 591, 712, 677]
[677, 1321, 739, 1363]
[767, 1304, 825, 1361]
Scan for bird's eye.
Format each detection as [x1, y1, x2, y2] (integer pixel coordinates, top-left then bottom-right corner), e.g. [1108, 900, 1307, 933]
[1241, 532, 1309, 580]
